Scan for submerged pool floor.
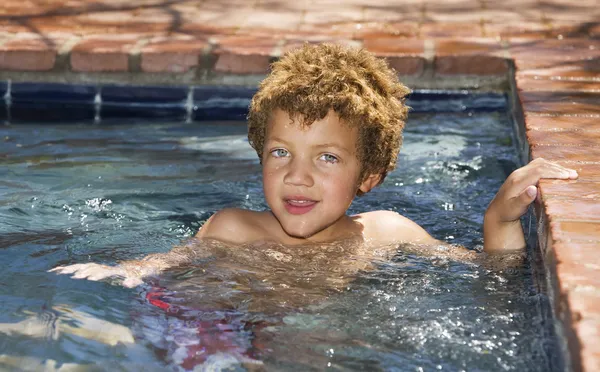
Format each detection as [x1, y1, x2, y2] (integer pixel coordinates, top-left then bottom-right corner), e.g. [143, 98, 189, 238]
[0, 110, 560, 370]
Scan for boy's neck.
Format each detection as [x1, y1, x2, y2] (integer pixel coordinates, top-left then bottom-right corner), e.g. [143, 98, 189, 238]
[269, 212, 361, 246]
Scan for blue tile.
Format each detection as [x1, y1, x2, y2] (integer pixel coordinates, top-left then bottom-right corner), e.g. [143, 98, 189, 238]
[11, 102, 95, 123]
[407, 90, 506, 113]
[0, 102, 7, 123]
[11, 82, 96, 103]
[0, 81, 7, 98]
[102, 85, 187, 104]
[192, 86, 256, 122]
[101, 102, 187, 121]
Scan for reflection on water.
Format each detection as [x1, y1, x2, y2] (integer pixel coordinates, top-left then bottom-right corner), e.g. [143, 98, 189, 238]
[0, 111, 560, 370]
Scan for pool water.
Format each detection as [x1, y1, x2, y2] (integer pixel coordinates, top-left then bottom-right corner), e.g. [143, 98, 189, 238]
[0, 100, 560, 370]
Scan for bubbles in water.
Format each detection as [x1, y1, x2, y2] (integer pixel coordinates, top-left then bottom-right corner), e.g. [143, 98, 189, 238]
[85, 198, 112, 211]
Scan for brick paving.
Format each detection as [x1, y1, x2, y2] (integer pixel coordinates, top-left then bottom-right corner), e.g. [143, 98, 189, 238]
[0, 0, 599, 370]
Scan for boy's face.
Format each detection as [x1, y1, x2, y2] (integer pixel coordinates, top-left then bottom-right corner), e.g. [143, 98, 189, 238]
[262, 109, 378, 240]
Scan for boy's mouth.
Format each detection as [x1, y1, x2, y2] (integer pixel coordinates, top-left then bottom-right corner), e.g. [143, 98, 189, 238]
[283, 197, 318, 215]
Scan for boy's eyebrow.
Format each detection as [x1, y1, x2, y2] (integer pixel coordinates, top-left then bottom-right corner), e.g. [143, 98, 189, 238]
[267, 137, 352, 155]
[314, 143, 353, 154]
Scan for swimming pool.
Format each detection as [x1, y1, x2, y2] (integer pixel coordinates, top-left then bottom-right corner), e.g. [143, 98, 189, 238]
[0, 92, 561, 370]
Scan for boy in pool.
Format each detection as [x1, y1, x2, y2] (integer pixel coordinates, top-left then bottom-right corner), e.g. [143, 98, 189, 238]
[51, 43, 578, 286]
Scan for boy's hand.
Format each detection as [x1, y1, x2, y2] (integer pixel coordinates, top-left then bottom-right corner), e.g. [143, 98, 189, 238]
[487, 157, 578, 222]
[484, 158, 578, 252]
[49, 263, 143, 288]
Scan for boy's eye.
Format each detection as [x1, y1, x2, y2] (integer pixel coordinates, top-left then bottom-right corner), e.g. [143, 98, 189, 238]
[320, 154, 338, 163]
[271, 148, 289, 158]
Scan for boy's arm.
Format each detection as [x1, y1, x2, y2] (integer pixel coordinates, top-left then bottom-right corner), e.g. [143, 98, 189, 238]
[49, 238, 214, 287]
[49, 209, 248, 287]
[483, 158, 578, 253]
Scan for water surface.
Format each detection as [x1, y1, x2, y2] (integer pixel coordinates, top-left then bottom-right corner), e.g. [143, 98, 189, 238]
[0, 107, 559, 371]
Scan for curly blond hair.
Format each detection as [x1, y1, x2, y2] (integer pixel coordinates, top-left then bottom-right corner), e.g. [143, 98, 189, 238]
[247, 43, 410, 194]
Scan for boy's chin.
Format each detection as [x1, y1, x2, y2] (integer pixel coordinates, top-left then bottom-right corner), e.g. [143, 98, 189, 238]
[279, 221, 340, 242]
[281, 226, 319, 240]
[270, 210, 344, 242]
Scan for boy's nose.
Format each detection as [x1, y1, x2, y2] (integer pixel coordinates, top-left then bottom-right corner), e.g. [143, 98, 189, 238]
[283, 158, 314, 187]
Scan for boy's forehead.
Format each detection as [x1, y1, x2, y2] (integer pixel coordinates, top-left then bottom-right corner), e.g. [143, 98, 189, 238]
[267, 108, 351, 131]
[265, 108, 360, 152]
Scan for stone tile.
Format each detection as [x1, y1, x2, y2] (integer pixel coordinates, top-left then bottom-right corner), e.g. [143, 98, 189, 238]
[516, 56, 600, 72]
[178, 22, 238, 39]
[435, 38, 505, 55]
[550, 23, 600, 39]
[71, 36, 141, 72]
[525, 115, 600, 132]
[565, 289, 600, 324]
[237, 9, 304, 30]
[556, 288, 600, 372]
[386, 57, 426, 76]
[434, 38, 508, 75]
[420, 22, 483, 38]
[591, 23, 600, 39]
[363, 37, 425, 55]
[520, 91, 600, 115]
[363, 6, 423, 23]
[362, 38, 425, 75]
[328, 22, 420, 39]
[72, 8, 176, 35]
[540, 5, 600, 23]
[424, 1, 487, 23]
[212, 36, 280, 74]
[517, 78, 600, 92]
[574, 318, 600, 372]
[532, 146, 600, 163]
[549, 222, 600, 243]
[141, 37, 208, 73]
[483, 9, 543, 23]
[510, 39, 600, 64]
[527, 130, 600, 147]
[545, 198, 600, 221]
[554, 261, 600, 292]
[303, 7, 364, 25]
[0, 35, 58, 71]
[516, 58, 600, 81]
[483, 22, 553, 39]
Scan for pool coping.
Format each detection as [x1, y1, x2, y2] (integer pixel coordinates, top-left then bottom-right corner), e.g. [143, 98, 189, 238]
[2, 3, 600, 370]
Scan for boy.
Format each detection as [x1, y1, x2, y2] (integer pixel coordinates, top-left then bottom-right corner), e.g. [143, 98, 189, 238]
[51, 43, 578, 287]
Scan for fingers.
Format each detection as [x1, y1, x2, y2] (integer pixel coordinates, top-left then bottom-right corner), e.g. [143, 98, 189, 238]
[507, 158, 577, 197]
[501, 185, 537, 222]
[49, 263, 117, 281]
[49, 263, 139, 288]
[517, 185, 537, 207]
[49, 264, 89, 274]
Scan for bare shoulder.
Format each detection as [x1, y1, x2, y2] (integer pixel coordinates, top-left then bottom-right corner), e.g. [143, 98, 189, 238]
[195, 208, 268, 244]
[356, 210, 439, 245]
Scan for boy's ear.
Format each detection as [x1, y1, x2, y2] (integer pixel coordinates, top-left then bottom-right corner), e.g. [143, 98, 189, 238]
[358, 173, 382, 194]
